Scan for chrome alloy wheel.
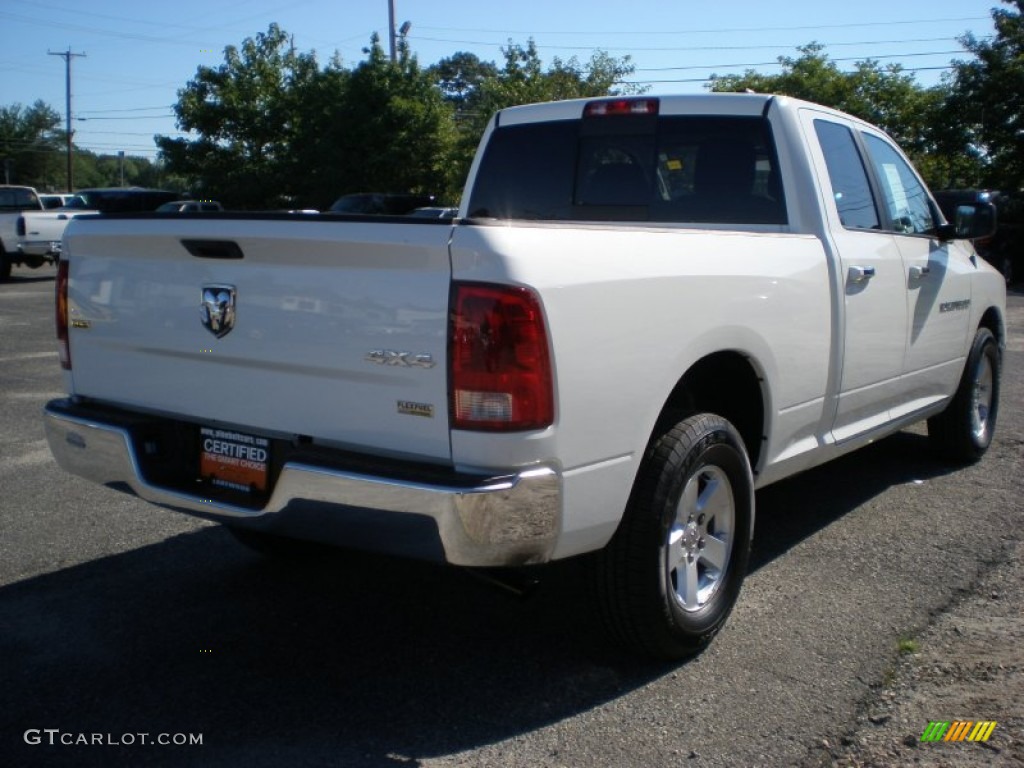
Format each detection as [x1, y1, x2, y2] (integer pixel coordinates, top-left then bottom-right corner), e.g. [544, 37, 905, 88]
[970, 352, 995, 444]
[666, 465, 735, 612]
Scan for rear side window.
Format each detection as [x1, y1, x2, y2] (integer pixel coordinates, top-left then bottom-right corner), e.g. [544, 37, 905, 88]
[813, 120, 880, 230]
[0, 187, 40, 211]
[468, 114, 786, 225]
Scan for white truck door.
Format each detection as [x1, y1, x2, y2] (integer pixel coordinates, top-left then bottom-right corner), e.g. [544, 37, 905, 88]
[857, 132, 973, 418]
[807, 115, 908, 442]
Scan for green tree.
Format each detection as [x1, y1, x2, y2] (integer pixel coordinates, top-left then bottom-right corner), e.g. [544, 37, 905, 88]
[293, 35, 458, 207]
[428, 51, 499, 121]
[946, 0, 1024, 191]
[156, 24, 319, 208]
[708, 45, 969, 188]
[158, 26, 461, 208]
[0, 100, 64, 188]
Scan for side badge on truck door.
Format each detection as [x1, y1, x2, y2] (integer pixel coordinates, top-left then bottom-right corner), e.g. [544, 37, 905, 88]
[201, 284, 236, 338]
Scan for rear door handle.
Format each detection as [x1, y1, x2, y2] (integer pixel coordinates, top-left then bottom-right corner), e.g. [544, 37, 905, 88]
[909, 265, 931, 279]
[848, 265, 876, 284]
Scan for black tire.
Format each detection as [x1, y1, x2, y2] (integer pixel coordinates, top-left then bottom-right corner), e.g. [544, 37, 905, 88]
[595, 413, 754, 660]
[225, 526, 325, 559]
[928, 327, 1001, 462]
[0, 248, 11, 282]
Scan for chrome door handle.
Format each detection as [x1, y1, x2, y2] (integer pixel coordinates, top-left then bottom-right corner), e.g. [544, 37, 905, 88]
[848, 265, 876, 284]
[909, 265, 931, 279]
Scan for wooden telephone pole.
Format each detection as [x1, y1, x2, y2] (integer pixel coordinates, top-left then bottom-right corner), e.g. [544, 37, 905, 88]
[48, 48, 86, 191]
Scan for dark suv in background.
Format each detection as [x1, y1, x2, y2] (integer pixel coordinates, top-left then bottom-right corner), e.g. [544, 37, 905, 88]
[934, 189, 1023, 285]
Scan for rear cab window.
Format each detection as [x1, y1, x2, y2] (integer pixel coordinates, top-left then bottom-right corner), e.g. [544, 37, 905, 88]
[468, 104, 786, 226]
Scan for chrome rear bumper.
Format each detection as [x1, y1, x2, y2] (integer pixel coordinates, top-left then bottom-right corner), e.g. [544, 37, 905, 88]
[43, 400, 562, 566]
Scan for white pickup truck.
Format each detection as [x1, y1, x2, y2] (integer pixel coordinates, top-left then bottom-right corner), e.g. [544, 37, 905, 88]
[0, 186, 93, 278]
[0, 185, 47, 279]
[17, 206, 96, 265]
[44, 94, 1006, 658]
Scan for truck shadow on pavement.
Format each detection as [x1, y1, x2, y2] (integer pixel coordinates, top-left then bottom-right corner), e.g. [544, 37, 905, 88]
[0, 430, 962, 767]
[750, 429, 959, 572]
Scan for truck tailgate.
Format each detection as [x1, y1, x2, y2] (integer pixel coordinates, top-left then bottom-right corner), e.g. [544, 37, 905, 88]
[63, 216, 453, 463]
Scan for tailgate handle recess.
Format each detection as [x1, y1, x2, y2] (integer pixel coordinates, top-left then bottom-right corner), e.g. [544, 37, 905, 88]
[181, 239, 244, 259]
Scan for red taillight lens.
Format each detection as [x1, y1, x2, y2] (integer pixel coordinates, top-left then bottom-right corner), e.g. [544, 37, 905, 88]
[449, 282, 554, 431]
[56, 259, 70, 370]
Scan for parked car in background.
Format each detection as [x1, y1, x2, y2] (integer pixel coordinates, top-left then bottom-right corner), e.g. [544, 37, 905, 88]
[409, 206, 459, 218]
[155, 200, 224, 213]
[934, 189, 1023, 285]
[70, 187, 181, 213]
[39, 193, 84, 210]
[328, 193, 437, 215]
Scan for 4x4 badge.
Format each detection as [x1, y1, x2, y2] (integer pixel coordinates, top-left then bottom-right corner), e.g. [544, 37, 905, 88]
[201, 284, 236, 338]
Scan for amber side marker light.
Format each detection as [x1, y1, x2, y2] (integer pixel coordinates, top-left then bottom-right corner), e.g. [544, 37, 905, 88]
[56, 259, 71, 370]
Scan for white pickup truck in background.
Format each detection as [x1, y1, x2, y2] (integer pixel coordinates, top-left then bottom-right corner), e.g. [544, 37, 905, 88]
[0, 185, 95, 277]
[44, 94, 1006, 659]
[0, 185, 49, 279]
[17, 205, 97, 265]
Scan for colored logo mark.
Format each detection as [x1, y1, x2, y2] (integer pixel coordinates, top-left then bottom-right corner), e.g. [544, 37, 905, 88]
[921, 721, 997, 742]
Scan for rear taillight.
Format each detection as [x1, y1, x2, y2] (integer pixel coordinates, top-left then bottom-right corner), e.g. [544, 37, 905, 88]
[16, 216, 25, 237]
[449, 282, 554, 431]
[56, 260, 70, 370]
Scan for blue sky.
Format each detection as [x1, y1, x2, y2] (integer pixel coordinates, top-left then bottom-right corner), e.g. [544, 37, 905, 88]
[0, 0, 1003, 159]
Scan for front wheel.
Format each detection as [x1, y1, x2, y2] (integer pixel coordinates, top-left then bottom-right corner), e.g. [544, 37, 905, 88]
[928, 327, 1001, 462]
[595, 413, 754, 660]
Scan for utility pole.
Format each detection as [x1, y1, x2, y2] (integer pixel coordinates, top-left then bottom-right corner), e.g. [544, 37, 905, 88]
[48, 47, 86, 191]
[388, 0, 397, 62]
[387, 1, 411, 63]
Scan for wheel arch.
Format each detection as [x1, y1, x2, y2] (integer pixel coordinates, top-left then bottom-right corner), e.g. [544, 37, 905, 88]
[978, 305, 1005, 352]
[653, 350, 768, 474]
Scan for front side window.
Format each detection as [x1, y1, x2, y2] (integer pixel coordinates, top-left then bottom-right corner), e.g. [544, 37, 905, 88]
[861, 134, 935, 236]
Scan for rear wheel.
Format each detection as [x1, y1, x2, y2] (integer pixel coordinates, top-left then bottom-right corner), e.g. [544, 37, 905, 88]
[0, 248, 11, 282]
[595, 413, 754, 660]
[928, 327, 1001, 462]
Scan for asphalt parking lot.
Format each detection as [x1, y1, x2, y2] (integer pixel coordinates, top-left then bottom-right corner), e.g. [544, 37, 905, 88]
[1, 264, 1022, 767]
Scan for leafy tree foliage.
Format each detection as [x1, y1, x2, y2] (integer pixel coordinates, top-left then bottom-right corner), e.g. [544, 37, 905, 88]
[292, 35, 458, 208]
[156, 24, 320, 208]
[158, 27, 457, 208]
[708, 45, 972, 188]
[428, 51, 499, 120]
[0, 100, 165, 192]
[0, 101, 64, 187]
[946, 0, 1024, 191]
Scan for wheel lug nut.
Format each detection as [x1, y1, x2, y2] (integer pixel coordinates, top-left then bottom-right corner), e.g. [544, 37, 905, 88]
[698, 538, 705, 549]
[697, 514, 705, 525]
[687, 553, 695, 563]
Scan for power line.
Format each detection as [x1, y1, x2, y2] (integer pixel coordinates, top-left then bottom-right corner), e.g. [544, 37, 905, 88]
[412, 16, 990, 36]
[634, 49, 965, 73]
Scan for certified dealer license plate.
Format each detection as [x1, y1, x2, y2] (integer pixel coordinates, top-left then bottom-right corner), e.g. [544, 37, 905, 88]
[199, 427, 269, 493]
